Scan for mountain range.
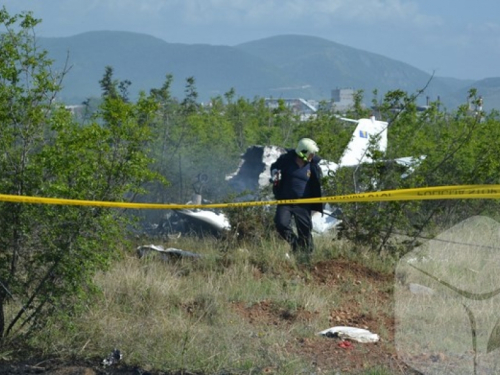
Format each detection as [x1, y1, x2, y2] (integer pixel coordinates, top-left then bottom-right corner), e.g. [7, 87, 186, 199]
[37, 31, 500, 111]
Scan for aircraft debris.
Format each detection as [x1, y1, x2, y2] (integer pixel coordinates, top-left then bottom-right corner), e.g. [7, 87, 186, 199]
[175, 208, 230, 232]
[318, 326, 380, 343]
[312, 206, 342, 234]
[149, 208, 228, 238]
[102, 348, 122, 367]
[226, 145, 285, 194]
[151, 116, 422, 238]
[225, 145, 337, 194]
[137, 244, 203, 261]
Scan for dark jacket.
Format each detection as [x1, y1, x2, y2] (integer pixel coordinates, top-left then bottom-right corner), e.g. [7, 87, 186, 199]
[270, 149, 323, 213]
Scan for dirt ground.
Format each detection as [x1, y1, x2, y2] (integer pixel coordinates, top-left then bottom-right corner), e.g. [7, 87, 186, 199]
[0, 259, 421, 375]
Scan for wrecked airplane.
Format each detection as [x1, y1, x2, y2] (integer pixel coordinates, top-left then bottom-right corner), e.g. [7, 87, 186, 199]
[151, 116, 422, 238]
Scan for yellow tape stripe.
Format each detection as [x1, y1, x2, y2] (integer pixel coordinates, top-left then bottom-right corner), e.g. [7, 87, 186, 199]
[1, 185, 499, 210]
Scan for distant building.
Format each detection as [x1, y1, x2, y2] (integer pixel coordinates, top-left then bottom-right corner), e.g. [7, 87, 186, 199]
[331, 88, 355, 112]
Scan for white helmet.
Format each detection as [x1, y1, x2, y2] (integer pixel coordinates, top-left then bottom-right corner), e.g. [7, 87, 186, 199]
[296, 138, 319, 161]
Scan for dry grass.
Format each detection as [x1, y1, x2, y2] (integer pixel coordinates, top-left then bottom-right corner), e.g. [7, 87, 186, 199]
[26, 235, 400, 374]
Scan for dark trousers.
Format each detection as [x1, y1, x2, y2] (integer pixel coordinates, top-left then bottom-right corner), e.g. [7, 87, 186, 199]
[274, 204, 313, 253]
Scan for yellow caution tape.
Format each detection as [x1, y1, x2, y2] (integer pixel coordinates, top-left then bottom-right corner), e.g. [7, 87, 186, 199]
[0, 185, 499, 210]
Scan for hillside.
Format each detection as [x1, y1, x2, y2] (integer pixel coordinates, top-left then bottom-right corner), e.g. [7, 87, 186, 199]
[0, 242, 414, 375]
[237, 35, 445, 99]
[37, 31, 500, 110]
[40, 31, 300, 104]
[460, 77, 500, 110]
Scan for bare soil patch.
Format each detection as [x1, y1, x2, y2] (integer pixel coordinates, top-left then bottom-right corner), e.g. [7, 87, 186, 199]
[231, 259, 419, 374]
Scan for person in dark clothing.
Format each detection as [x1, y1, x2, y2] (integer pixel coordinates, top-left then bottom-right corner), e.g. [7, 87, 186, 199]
[270, 138, 323, 255]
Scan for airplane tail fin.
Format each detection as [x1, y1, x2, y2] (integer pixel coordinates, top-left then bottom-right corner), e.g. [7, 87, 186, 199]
[338, 116, 388, 167]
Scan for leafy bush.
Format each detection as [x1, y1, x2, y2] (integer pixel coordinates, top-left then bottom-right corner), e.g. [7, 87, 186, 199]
[0, 9, 158, 340]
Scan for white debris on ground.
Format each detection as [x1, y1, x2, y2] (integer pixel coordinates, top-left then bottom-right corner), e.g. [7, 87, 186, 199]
[102, 348, 122, 367]
[318, 326, 380, 343]
[137, 244, 203, 261]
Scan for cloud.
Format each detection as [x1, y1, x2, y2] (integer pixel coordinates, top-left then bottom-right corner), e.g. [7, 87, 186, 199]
[169, 0, 427, 27]
[59, 0, 428, 29]
[2, 0, 442, 36]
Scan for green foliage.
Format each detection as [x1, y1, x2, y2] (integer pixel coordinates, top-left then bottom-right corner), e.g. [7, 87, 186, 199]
[224, 204, 276, 244]
[324, 89, 500, 254]
[224, 95, 272, 152]
[144, 77, 240, 206]
[0, 8, 158, 340]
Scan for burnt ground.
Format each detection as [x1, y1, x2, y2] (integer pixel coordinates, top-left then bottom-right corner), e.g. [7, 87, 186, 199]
[0, 259, 421, 375]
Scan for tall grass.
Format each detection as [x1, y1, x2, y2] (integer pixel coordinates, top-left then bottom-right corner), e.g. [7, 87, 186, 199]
[26, 235, 397, 374]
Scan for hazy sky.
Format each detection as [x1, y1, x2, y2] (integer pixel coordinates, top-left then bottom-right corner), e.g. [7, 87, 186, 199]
[3, 0, 499, 80]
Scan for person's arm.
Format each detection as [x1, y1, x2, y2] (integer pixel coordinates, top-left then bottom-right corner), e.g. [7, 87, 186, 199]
[270, 155, 286, 198]
[270, 154, 284, 177]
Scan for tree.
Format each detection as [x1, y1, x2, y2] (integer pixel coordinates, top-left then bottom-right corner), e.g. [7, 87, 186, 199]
[324, 88, 500, 254]
[0, 8, 158, 340]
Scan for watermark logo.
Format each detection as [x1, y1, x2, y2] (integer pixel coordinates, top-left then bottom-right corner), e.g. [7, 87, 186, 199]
[395, 216, 500, 374]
